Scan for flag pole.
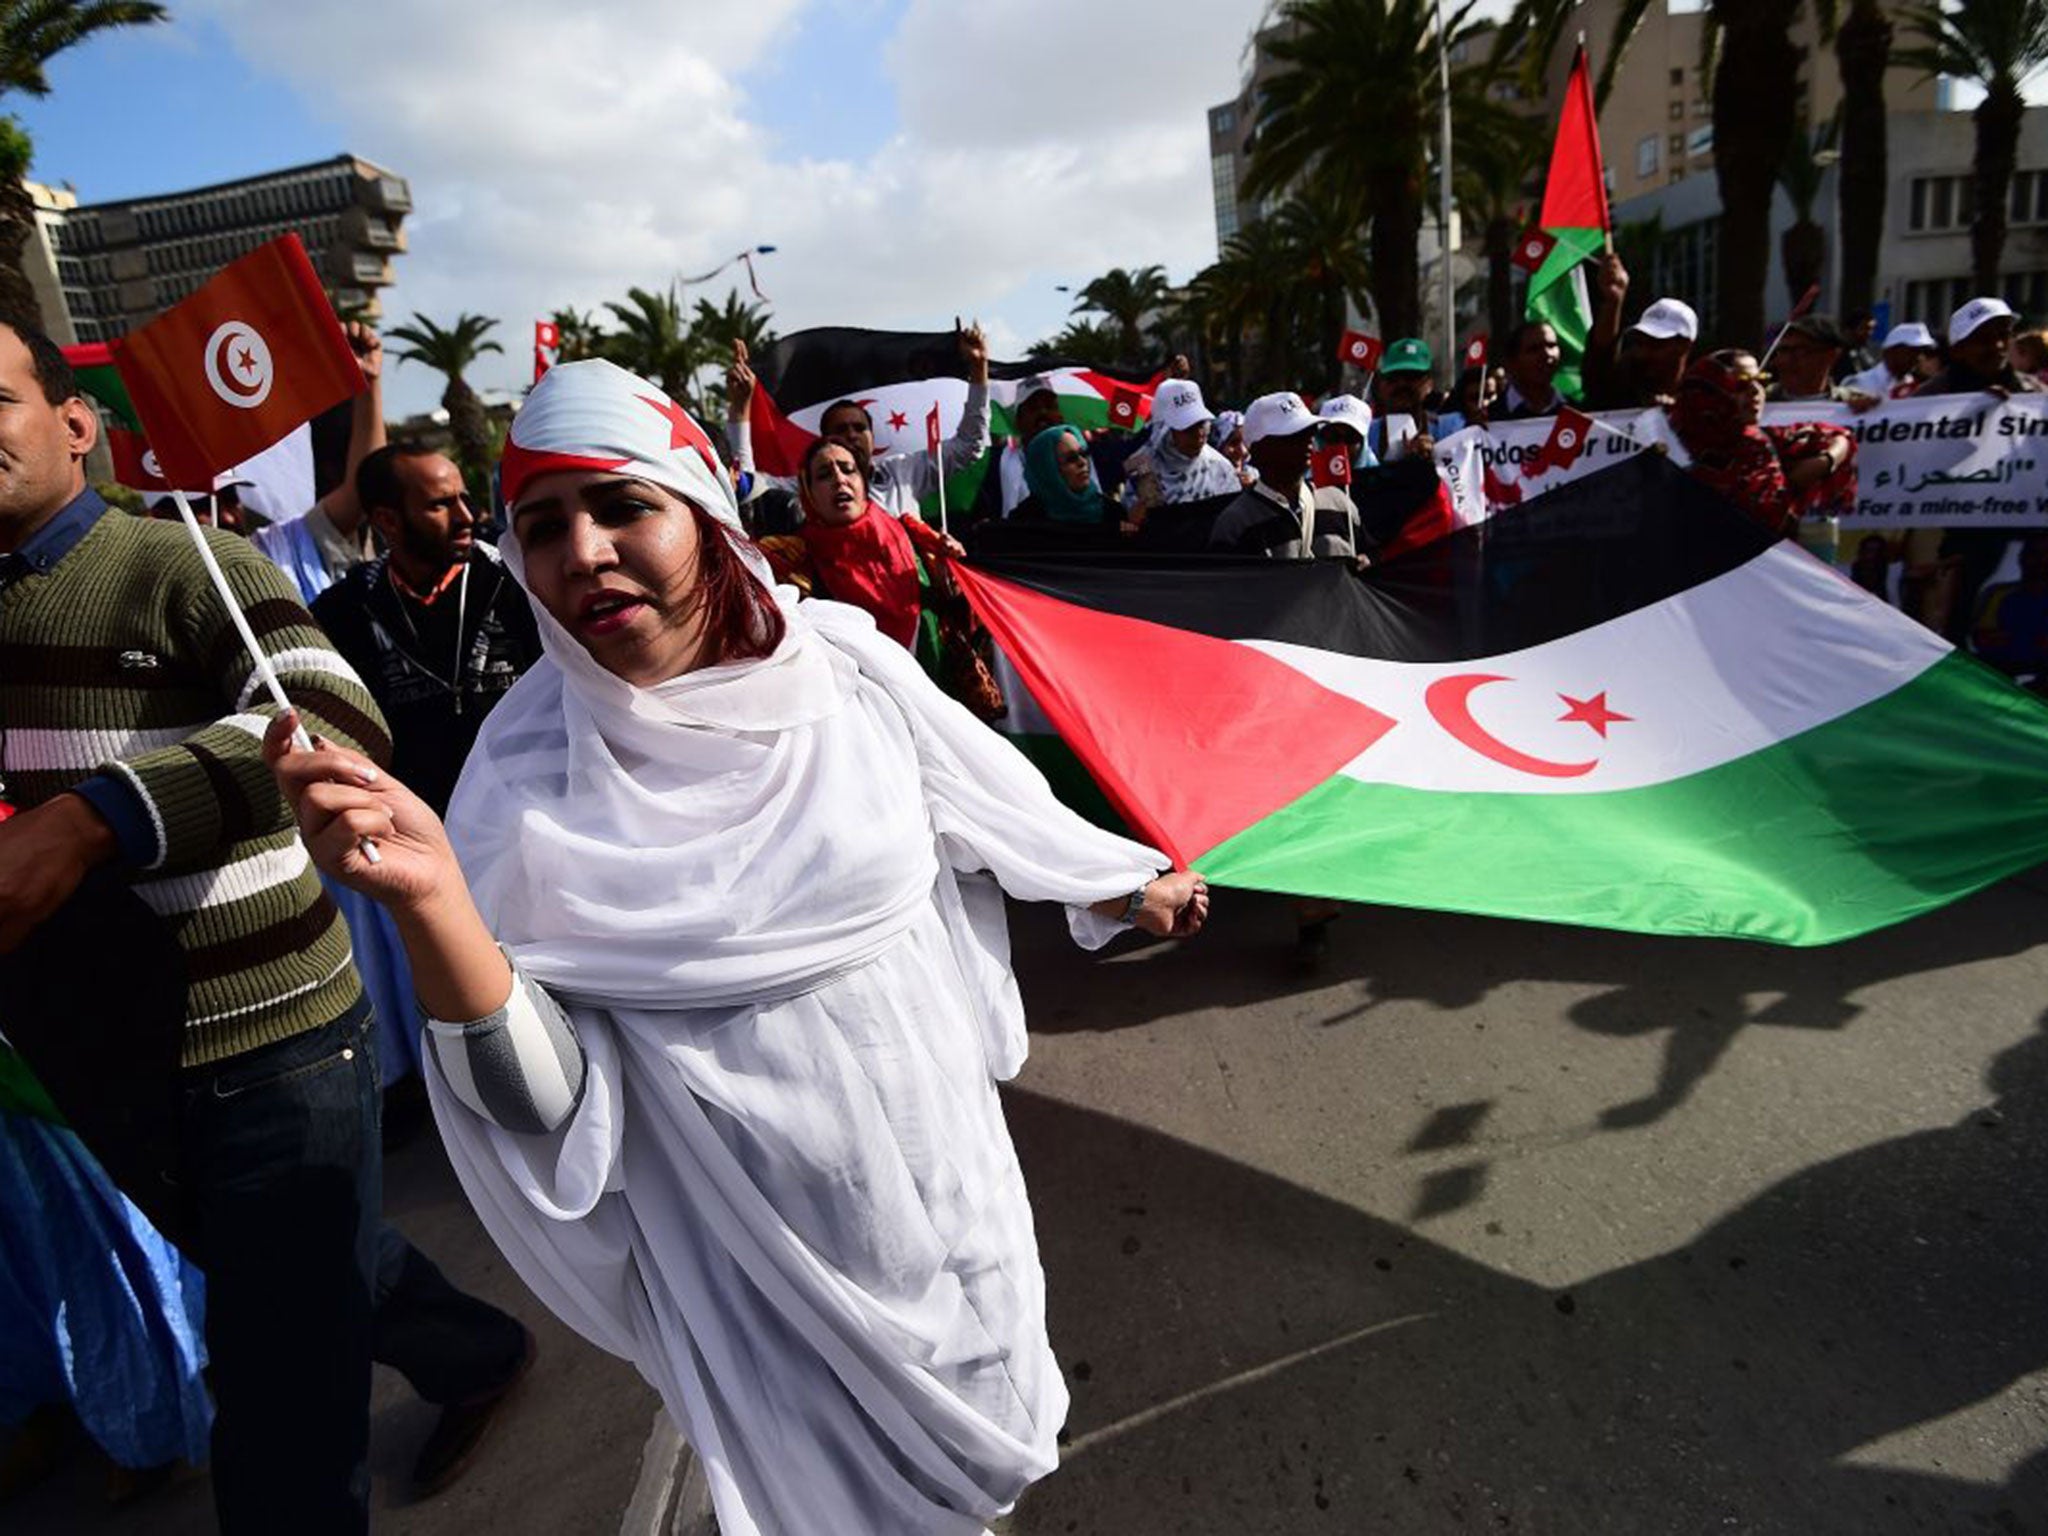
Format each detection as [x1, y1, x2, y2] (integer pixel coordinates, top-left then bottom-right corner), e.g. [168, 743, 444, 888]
[169, 488, 380, 865]
[933, 428, 950, 539]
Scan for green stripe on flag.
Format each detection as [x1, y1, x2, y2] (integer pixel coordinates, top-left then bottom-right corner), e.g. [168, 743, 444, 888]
[76, 363, 141, 432]
[1194, 653, 2048, 947]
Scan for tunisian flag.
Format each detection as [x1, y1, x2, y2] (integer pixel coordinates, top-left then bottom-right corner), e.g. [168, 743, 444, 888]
[111, 234, 364, 488]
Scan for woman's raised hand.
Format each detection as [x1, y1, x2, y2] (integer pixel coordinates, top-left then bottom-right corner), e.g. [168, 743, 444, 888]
[1133, 871, 1210, 939]
[263, 713, 458, 911]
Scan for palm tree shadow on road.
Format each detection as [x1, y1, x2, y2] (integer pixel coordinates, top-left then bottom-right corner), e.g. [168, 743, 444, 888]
[1005, 1014, 2048, 1533]
[1012, 873, 2048, 1135]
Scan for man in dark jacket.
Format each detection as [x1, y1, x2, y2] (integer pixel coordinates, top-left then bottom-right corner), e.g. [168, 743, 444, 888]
[313, 444, 543, 816]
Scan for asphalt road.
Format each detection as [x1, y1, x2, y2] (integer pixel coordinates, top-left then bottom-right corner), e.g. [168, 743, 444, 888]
[13, 877, 2048, 1534]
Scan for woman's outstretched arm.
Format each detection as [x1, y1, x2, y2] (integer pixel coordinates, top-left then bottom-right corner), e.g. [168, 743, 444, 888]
[263, 712, 513, 1022]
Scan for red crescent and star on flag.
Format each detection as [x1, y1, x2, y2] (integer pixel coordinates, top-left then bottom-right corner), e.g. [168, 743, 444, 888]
[1422, 674, 1632, 778]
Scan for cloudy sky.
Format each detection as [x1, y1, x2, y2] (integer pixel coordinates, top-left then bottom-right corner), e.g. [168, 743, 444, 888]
[20, 0, 1273, 415]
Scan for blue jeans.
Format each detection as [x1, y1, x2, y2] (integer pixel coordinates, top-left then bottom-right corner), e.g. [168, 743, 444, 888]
[176, 994, 381, 1535]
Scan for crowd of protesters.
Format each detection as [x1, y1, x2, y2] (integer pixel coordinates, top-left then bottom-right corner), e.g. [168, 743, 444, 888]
[4, 238, 2048, 1532]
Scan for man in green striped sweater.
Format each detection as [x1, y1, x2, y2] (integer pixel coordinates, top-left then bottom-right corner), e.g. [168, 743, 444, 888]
[0, 325, 526, 1529]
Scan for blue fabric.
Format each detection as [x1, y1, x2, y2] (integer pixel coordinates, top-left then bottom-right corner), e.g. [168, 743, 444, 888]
[10, 487, 107, 574]
[327, 874, 423, 1083]
[250, 513, 333, 605]
[71, 774, 160, 868]
[0, 1107, 211, 1467]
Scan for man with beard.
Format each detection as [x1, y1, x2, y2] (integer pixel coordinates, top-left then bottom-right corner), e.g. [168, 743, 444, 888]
[312, 444, 541, 818]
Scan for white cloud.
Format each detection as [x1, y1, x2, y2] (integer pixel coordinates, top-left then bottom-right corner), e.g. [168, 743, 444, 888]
[188, 0, 1266, 416]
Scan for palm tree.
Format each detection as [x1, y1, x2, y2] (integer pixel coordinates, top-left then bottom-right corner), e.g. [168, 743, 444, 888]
[387, 312, 502, 482]
[691, 288, 775, 358]
[1452, 112, 1547, 350]
[1272, 195, 1374, 392]
[1496, 0, 1835, 349]
[1246, 0, 1511, 344]
[1070, 265, 1171, 367]
[0, 1, 167, 329]
[1777, 118, 1836, 309]
[1899, 0, 2048, 294]
[1028, 319, 1125, 371]
[602, 285, 708, 412]
[1834, 0, 1894, 318]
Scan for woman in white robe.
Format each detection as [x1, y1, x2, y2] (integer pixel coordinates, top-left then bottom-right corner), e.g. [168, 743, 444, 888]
[265, 359, 1208, 1536]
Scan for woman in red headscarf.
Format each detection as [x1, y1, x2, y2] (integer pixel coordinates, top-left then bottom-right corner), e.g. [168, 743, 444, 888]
[759, 438, 954, 649]
[761, 437, 1003, 717]
[1667, 349, 1857, 537]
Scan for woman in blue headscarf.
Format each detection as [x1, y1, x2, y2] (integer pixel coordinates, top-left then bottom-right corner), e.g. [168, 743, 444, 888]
[1010, 425, 1119, 530]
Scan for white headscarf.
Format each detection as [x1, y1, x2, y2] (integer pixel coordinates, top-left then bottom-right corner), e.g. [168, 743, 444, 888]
[450, 361, 940, 1011]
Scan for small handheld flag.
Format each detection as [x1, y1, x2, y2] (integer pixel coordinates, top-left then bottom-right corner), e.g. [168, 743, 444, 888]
[111, 233, 365, 488]
[534, 319, 560, 385]
[1463, 335, 1490, 371]
[1511, 229, 1559, 274]
[107, 427, 176, 493]
[109, 234, 380, 864]
[1339, 331, 1384, 372]
[1106, 387, 1142, 431]
[1310, 443, 1353, 488]
[1527, 406, 1596, 476]
[927, 402, 950, 538]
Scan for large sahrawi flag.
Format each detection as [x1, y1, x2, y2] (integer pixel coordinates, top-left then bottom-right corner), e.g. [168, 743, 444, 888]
[953, 454, 2048, 945]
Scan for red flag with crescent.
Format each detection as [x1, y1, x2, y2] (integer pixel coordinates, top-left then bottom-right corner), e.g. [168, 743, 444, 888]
[1338, 331, 1383, 371]
[110, 234, 365, 488]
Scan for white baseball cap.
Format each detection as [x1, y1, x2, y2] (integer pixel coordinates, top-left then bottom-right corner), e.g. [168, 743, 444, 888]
[1316, 394, 1375, 438]
[1152, 379, 1214, 432]
[1241, 391, 1320, 446]
[1881, 322, 1937, 350]
[1630, 298, 1699, 342]
[1948, 296, 2016, 343]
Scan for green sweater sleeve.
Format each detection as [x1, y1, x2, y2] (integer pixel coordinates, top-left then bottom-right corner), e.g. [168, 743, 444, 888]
[99, 527, 393, 872]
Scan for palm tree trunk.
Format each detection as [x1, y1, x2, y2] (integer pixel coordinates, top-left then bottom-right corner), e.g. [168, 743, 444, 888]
[1711, 12, 1801, 347]
[1781, 221, 1826, 308]
[445, 377, 491, 487]
[1486, 213, 1516, 347]
[1834, 0, 1891, 317]
[1971, 82, 2024, 295]
[1369, 174, 1424, 342]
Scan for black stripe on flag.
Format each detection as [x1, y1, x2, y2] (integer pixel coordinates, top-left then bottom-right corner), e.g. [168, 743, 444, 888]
[973, 455, 1779, 664]
[756, 326, 1156, 414]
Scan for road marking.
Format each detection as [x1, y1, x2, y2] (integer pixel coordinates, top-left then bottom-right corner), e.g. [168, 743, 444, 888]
[1058, 1312, 1434, 1460]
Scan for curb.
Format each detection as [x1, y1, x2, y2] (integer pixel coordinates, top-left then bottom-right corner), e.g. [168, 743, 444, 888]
[618, 1410, 716, 1536]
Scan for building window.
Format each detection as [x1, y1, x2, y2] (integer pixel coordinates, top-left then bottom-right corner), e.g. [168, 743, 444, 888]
[1637, 136, 1660, 178]
[1909, 174, 1984, 232]
[1669, 100, 1684, 120]
[1670, 133, 1685, 156]
[1210, 106, 1236, 135]
[1687, 125, 1714, 157]
[1670, 67, 1684, 85]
